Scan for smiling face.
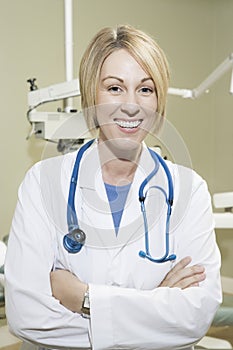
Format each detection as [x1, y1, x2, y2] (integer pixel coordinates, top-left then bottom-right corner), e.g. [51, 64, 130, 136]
[96, 49, 158, 149]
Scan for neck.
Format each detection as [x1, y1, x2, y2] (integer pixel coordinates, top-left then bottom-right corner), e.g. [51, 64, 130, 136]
[97, 139, 142, 186]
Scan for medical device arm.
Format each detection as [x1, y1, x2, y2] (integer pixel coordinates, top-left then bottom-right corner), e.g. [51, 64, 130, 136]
[28, 79, 80, 109]
[168, 53, 233, 98]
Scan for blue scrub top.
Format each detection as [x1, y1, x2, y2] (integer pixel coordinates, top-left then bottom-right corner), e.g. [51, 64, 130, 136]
[104, 182, 131, 235]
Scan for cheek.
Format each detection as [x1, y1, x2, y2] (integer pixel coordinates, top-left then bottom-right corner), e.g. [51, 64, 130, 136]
[96, 103, 122, 124]
[96, 90, 115, 105]
[137, 95, 158, 114]
[147, 96, 158, 112]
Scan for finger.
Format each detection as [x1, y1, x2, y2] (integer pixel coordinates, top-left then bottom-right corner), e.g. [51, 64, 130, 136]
[174, 272, 206, 289]
[168, 256, 192, 276]
[168, 265, 205, 286]
[161, 257, 192, 283]
[161, 264, 205, 287]
[189, 282, 200, 288]
[166, 268, 206, 288]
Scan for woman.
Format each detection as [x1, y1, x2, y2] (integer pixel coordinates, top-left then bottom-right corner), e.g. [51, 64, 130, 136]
[5, 25, 221, 350]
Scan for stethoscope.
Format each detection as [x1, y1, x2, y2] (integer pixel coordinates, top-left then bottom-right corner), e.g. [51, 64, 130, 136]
[63, 139, 176, 263]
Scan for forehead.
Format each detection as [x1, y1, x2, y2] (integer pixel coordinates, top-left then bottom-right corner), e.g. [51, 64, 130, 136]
[100, 49, 150, 78]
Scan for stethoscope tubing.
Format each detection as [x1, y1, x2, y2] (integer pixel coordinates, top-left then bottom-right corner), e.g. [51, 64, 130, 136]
[138, 149, 176, 263]
[65, 139, 176, 263]
[67, 139, 95, 231]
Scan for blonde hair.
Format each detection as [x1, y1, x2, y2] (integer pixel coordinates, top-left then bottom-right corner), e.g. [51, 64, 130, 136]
[79, 25, 170, 134]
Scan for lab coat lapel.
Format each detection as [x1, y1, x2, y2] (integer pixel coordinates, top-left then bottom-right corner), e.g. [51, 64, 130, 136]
[77, 142, 118, 249]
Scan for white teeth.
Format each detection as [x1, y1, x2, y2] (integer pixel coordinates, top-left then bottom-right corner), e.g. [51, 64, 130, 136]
[115, 120, 141, 128]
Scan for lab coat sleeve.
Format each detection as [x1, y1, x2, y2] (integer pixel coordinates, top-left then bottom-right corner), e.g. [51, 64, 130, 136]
[89, 173, 222, 350]
[5, 163, 92, 349]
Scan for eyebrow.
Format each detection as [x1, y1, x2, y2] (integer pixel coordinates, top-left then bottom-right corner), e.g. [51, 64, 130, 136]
[102, 76, 123, 83]
[101, 76, 153, 83]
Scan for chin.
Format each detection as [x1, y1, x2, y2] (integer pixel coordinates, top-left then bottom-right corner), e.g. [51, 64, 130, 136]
[104, 137, 142, 160]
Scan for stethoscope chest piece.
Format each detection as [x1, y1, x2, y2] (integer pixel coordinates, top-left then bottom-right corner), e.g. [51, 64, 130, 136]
[63, 227, 86, 254]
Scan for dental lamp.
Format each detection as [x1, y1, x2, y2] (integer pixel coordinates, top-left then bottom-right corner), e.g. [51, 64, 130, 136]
[26, 0, 92, 150]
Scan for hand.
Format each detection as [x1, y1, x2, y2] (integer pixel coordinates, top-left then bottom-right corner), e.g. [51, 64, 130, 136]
[50, 269, 88, 313]
[159, 256, 206, 289]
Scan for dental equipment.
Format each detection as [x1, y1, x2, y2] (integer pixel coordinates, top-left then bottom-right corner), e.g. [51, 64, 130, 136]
[168, 53, 233, 98]
[213, 192, 233, 229]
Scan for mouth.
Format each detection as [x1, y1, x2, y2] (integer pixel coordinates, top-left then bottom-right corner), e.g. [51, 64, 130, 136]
[114, 119, 142, 129]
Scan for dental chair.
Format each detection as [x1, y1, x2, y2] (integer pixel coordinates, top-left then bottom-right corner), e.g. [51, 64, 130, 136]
[196, 192, 233, 349]
[0, 267, 5, 320]
[197, 276, 233, 349]
[0, 235, 8, 320]
[199, 276, 233, 349]
[0, 235, 22, 350]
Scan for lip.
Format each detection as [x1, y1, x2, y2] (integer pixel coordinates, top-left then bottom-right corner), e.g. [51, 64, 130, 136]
[113, 119, 143, 134]
[114, 118, 142, 127]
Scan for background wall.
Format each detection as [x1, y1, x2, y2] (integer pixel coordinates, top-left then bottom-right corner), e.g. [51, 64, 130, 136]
[0, 0, 232, 276]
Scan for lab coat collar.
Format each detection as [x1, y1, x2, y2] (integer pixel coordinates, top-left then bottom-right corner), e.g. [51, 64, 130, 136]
[78, 140, 156, 190]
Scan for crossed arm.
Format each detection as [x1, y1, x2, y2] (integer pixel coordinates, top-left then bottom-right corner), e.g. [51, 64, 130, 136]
[50, 256, 206, 314]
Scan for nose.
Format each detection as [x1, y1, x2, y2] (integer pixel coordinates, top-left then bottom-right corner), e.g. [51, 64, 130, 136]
[120, 102, 140, 117]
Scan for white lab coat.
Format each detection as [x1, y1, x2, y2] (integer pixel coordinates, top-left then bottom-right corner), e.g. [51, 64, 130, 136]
[5, 142, 222, 350]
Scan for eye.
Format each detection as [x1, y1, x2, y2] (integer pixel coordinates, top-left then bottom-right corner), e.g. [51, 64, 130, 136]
[139, 87, 154, 95]
[108, 85, 123, 94]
